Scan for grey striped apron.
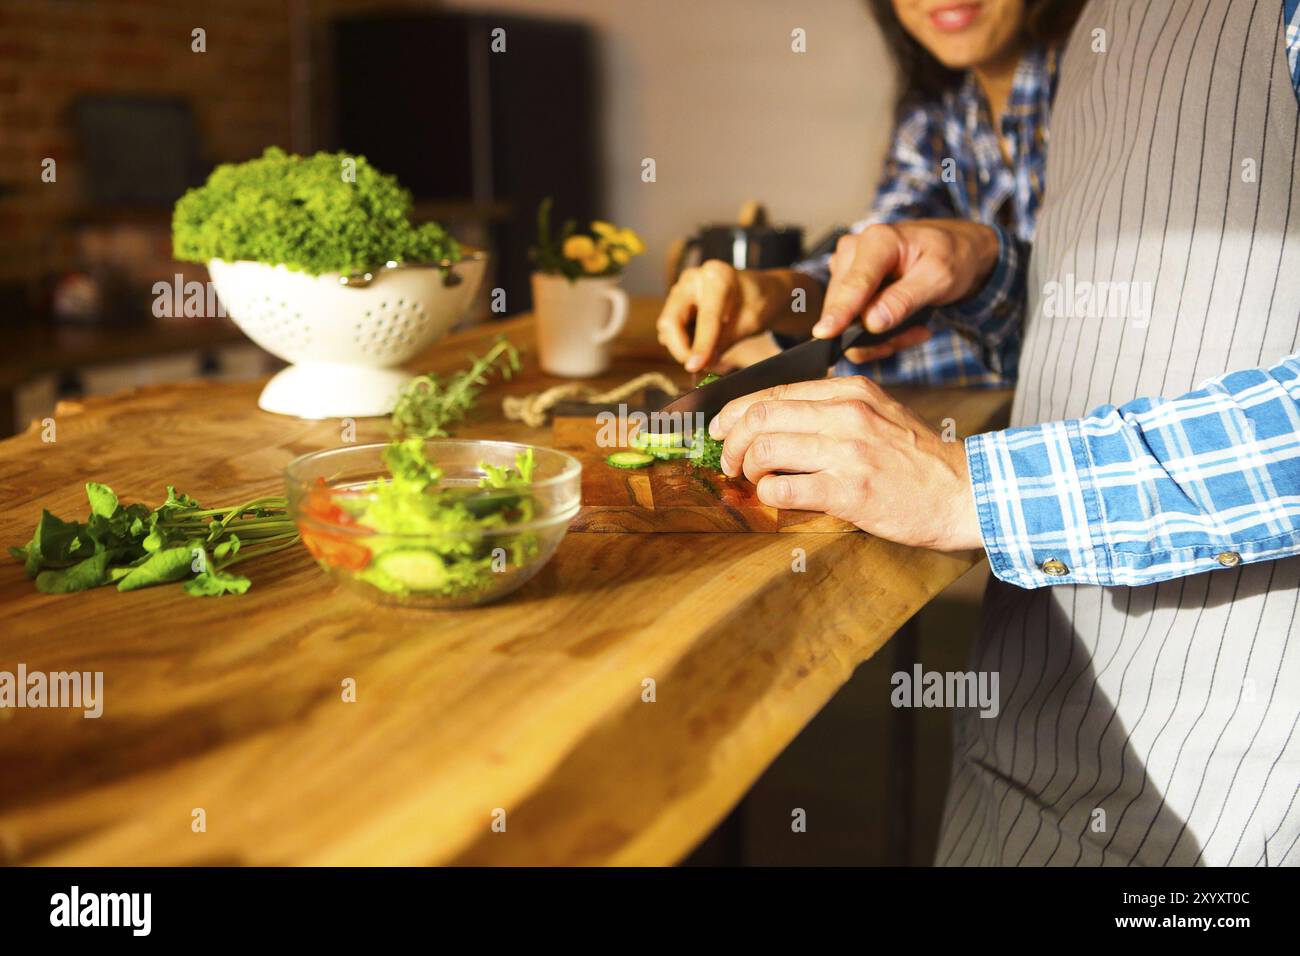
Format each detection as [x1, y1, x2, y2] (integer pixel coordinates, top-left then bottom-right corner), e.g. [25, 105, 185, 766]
[937, 0, 1300, 866]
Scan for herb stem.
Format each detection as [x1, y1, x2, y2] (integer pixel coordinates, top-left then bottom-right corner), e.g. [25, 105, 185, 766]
[216, 534, 301, 571]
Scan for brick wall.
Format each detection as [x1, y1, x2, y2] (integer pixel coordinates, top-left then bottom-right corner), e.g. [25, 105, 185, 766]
[0, 0, 430, 290]
[0, 0, 295, 284]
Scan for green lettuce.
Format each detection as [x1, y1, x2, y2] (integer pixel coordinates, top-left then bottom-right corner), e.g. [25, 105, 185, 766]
[172, 147, 461, 276]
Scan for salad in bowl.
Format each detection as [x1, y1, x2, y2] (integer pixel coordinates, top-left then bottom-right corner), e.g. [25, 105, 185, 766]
[286, 438, 581, 608]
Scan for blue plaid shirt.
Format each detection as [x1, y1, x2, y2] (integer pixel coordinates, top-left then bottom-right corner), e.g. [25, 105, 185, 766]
[971, 3, 1300, 589]
[1290, 0, 1300, 89]
[791, 45, 1056, 387]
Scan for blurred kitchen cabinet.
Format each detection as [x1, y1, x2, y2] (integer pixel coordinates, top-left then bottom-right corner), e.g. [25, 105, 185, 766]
[12, 374, 58, 436]
[1, 340, 280, 437]
[79, 353, 205, 396]
[327, 11, 601, 317]
[209, 344, 282, 383]
[0, 314, 266, 437]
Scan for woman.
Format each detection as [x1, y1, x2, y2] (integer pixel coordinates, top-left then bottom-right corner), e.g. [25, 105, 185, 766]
[656, 0, 1084, 385]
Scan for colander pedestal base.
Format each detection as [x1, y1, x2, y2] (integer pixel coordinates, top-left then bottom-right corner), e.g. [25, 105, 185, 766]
[257, 363, 412, 419]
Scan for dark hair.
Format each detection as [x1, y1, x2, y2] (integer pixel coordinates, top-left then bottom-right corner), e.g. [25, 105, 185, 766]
[864, 0, 1087, 101]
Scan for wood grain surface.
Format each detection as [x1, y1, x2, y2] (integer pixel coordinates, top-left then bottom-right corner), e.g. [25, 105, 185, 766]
[0, 297, 1011, 865]
[554, 415, 857, 532]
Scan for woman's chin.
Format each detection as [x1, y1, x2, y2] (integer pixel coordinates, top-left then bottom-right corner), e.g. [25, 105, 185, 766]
[927, 40, 1000, 71]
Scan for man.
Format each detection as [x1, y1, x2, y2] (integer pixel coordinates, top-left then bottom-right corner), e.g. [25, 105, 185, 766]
[695, 0, 1300, 864]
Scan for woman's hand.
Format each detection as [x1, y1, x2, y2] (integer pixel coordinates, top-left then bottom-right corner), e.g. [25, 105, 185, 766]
[814, 220, 1001, 359]
[656, 263, 797, 372]
[656, 262, 932, 372]
[709, 376, 983, 552]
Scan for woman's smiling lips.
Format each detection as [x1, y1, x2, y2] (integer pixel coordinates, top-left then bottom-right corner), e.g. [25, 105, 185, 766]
[929, 2, 983, 33]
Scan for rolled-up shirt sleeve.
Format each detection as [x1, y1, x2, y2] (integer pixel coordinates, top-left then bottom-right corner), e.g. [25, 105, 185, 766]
[930, 224, 1027, 378]
[968, 353, 1300, 588]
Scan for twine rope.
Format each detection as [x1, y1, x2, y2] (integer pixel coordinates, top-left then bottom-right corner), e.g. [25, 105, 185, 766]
[502, 372, 681, 428]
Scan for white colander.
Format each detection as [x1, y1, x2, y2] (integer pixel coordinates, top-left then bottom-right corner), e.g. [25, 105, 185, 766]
[208, 252, 487, 418]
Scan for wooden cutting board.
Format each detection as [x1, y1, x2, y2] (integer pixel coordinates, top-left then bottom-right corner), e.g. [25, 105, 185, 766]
[552, 415, 857, 533]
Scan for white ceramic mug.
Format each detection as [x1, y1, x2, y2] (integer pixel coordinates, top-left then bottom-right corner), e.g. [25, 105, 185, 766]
[531, 272, 629, 378]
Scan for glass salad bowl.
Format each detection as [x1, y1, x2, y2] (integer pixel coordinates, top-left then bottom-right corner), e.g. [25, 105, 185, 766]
[284, 440, 581, 609]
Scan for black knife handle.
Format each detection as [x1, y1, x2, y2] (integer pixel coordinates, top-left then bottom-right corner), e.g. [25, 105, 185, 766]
[831, 310, 932, 364]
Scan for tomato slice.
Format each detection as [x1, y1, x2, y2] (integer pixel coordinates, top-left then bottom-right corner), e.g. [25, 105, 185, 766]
[304, 478, 354, 525]
[301, 527, 371, 571]
[301, 480, 371, 570]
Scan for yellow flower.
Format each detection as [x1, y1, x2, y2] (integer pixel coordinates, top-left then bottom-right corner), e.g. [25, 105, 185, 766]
[582, 250, 610, 273]
[562, 235, 596, 260]
[615, 228, 645, 255]
[564, 224, 639, 273]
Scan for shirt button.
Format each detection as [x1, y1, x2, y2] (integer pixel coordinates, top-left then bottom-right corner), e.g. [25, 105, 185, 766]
[1216, 551, 1241, 567]
[1040, 558, 1069, 576]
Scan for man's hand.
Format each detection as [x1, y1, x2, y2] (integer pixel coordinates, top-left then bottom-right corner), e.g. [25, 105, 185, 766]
[709, 376, 984, 552]
[814, 220, 1000, 361]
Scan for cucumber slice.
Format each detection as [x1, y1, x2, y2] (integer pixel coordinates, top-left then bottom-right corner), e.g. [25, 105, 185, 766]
[630, 430, 684, 450]
[370, 550, 449, 592]
[606, 451, 656, 469]
[446, 487, 524, 518]
[648, 444, 690, 460]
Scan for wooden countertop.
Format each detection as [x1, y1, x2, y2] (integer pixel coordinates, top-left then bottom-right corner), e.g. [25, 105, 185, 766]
[0, 298, 1011, 865]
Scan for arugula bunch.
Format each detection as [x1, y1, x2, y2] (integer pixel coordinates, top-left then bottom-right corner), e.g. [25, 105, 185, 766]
[10, 483, 298, 598]
[389, 337, 520, 439]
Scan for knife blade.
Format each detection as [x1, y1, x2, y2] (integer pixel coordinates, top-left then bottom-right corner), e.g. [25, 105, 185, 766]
[657, 312, 929, 425]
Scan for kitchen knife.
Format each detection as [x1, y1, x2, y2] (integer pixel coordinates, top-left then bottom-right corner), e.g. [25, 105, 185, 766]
[657, 312, 930, 424]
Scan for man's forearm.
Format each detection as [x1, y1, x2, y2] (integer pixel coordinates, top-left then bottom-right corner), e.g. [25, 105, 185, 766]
[968, 353, 1300, 588]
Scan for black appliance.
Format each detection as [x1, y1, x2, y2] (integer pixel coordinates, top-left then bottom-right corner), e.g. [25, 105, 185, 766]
[329, 12, 601, 315]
